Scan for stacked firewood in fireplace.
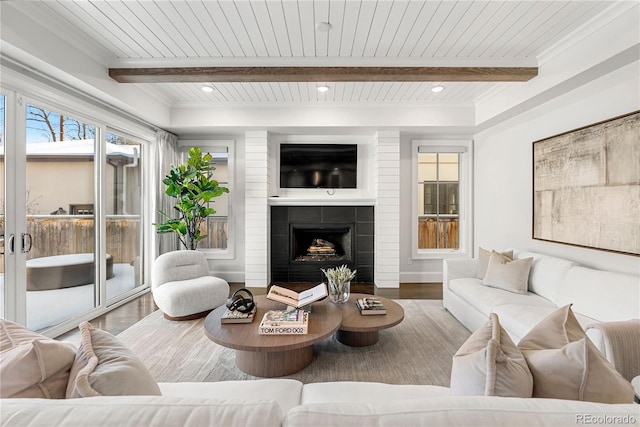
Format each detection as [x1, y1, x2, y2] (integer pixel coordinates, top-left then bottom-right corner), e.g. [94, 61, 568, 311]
[307, 238, 336, 255]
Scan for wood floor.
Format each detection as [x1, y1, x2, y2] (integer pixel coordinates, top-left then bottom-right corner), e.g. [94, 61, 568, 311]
[57, 282, 442, 340]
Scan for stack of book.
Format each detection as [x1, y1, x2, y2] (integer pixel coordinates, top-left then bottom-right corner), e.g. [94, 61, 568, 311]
[266, 283, 327, 309]
[356, 297, 387, 315]
[220, 306, 257, 324]
[258, 309, 309, 335]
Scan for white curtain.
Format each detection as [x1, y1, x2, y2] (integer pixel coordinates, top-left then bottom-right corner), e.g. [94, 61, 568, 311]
[154, 130, 180, 256]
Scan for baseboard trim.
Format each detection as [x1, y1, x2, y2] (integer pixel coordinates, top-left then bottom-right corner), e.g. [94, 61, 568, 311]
[400, 271, 443, 283]
[209, 271, 245, 283]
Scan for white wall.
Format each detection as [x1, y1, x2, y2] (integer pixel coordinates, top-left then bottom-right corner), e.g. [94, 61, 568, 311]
[474, 61, 640, 275]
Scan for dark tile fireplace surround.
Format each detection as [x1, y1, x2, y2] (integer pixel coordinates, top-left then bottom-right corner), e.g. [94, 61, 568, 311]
[270, 206, 374, 283]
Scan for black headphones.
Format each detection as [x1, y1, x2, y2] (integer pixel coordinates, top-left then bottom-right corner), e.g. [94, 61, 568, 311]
[226, 288, 255, 313]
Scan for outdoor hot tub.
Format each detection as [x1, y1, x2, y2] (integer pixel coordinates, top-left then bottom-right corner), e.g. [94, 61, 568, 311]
[26, 253, 114, 291]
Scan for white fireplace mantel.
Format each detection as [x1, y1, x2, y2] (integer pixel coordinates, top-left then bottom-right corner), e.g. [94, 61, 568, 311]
[268, 197, 377, 206]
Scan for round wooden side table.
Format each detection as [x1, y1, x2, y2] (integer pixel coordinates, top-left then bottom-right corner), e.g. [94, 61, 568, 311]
[334, 293, 404, 347]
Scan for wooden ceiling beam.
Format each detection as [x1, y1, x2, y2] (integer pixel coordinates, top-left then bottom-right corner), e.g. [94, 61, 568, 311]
[108, 66, 538, 83]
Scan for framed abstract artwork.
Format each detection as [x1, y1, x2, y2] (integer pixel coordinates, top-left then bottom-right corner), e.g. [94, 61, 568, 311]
[532, 111, 639, 256]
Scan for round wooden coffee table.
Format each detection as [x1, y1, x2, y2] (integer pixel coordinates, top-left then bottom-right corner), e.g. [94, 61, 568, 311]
[334, 293, 404, 347]
[204, 295, 342, 377]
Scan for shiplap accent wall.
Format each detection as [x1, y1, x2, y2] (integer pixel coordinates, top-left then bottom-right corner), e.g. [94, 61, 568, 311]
[244, 130, 401, 288]
[244, 131, 270, 287]
[374, 131, 401, 288]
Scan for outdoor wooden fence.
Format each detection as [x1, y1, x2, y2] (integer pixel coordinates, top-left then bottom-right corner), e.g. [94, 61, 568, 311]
[418, 217, 459, 249]
[199, 217, 228, 250]
[0, 216, 140, 273]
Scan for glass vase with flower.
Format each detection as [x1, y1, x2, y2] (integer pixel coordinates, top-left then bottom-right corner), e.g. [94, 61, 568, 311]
[321, 264, 357, 304]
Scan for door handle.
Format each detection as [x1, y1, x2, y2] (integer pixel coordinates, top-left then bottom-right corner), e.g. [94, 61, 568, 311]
[7, 234, 15, 255]
[21, 233, 32, 253]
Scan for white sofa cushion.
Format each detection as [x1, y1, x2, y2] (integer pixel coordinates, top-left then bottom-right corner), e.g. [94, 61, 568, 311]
[284, 396, 640, 427]
[152, 276, 229, 318]
[301, 382, 450, 405]
[159, 379, 303, 415]
[514, 251, 576, 303]
[0, 396, 284, 427]
[492, 304, 598, 344]
[449, 278, 555, 317]
[556, 266, 640, 322]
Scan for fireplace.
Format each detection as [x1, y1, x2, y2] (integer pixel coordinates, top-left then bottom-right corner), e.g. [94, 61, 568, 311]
[292, 226, 352, 262]
[271, 206, 374, 283]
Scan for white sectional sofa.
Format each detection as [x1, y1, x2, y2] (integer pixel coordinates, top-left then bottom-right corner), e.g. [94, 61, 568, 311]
[3, 380, 639, 426]
[3, 250, 639, 427]
[443, 249, 640, 363]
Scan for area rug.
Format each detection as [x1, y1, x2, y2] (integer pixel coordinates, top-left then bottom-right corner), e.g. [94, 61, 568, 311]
[117, 300, 471, 386]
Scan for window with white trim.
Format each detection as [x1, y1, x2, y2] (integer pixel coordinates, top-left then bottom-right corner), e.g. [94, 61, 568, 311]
[178, 140, 234, 259]
[412, 140, 472, 259]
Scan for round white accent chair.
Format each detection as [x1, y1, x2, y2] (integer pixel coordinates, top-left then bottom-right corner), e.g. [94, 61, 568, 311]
[151, 250, 229, 321]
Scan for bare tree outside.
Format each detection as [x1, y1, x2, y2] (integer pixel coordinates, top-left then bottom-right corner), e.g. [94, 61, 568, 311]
[26, 106, 129, 146]
[27, 106, 61, 142]
[67, 118, 92, 140]
[26, 105, 96, 143]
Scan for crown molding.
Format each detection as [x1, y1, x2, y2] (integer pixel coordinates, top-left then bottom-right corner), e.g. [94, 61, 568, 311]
[538, 1, 639, 65]
[170, 100, 474, 109]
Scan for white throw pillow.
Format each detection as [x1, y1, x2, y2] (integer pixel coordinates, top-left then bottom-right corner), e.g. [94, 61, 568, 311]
[482, 251, 532, 294]
[518, 305, 635, 403]
[0, 319, 76, 399]
[477, 247, 513, 279]
[450, 313, 533, 397]
[66, 322, 161, 398]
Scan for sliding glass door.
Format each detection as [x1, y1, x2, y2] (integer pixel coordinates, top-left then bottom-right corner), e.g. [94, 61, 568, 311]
[0, 92, 6, 320]
[105, 131, 144, 300]
[1, 88, 147, 335]
[24, 102, 98, 331]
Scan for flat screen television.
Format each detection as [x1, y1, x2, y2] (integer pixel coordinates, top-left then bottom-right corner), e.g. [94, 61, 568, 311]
[280, 143, 357, 189]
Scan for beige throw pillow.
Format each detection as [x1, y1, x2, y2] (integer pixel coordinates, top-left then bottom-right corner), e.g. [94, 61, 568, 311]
[477, 248, 513, 279]
[66, 322, 161, 398]
[482, 251, 532, 294]
[518, 304, 635, 403]
[0, 319, 76, 399]
[451, 313, 533, 397]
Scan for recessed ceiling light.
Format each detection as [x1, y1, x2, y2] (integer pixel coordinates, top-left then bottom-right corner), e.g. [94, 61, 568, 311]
[431, 85, 444, 93]
[316, 84, 330, 93]
[315, 22, 332, 32]
[201, 85, 215, 93]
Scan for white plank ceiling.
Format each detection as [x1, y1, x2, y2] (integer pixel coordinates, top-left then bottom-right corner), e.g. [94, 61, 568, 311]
[19, 1, 619, 105]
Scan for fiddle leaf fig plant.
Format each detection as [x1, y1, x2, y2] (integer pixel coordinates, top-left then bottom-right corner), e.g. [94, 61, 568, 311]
[154, 147, 229, 250]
